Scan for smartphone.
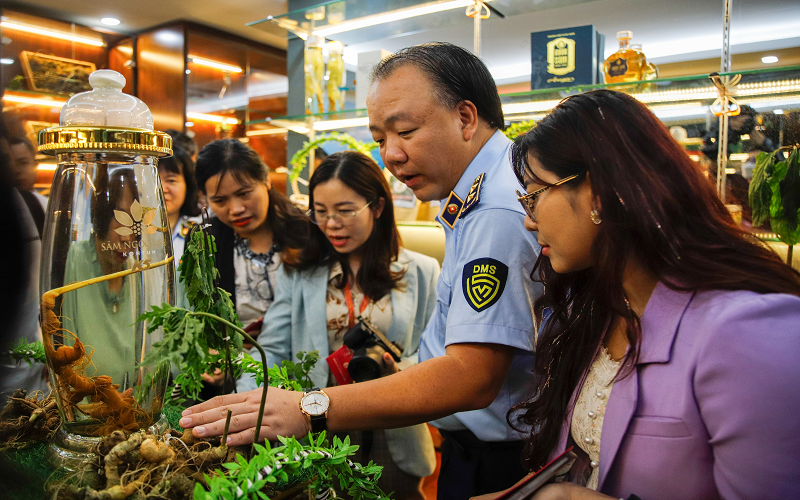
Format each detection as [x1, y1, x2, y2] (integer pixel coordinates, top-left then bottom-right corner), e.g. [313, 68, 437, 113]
[493, 447, 575, 500]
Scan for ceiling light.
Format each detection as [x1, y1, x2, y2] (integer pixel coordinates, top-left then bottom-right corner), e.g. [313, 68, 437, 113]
[3, 93, 67, 107]
[761, 56, 779, 64]
[188, 55, 243, 73]
[101, 18, 120, 26]
[313, 0, 493, 37]
[185, 121, 194, 127]
[186, 112, 240, 125]
[0, 58, 13, 65]
[0, 21, 104, 47]
[773, 109, 785, 114]
[37, 163, 58, 171]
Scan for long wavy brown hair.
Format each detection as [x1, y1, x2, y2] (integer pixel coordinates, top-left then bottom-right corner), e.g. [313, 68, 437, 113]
[508, 89, 800, 471]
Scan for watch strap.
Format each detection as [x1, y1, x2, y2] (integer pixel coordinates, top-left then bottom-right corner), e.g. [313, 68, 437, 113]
[310, 413, 327, 433]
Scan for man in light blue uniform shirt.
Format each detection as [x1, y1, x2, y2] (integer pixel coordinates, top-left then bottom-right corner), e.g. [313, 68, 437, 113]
[371, 43, 541, 498]
[179, 42, 542, 499]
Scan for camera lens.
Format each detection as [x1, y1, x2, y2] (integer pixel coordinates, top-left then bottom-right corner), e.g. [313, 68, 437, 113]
[347, 353, 383, 382]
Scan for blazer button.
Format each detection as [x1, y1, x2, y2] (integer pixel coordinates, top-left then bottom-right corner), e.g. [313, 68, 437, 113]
[588, 411, 597, 419]
[590, 460, 599, 468]
[584, 437, 594, 445]
[595, 391, 605, 399]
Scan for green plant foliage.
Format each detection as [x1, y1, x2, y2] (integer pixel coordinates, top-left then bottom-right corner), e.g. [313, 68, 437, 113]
[240, 351, 321, 392]
[503, 120, 536, 141]
[750, 151, 776, 227]
[750, 147, 800, 246]
[289, 132, 378, 183]
[195, 433, 388, 500]
[3, 339, 47, 366]
[139, 225, 243, 402]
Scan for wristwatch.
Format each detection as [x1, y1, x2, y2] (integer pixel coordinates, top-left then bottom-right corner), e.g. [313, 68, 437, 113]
[299, 388, 330, 433]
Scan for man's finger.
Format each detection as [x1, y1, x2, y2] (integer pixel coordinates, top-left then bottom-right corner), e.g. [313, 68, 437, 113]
[189, 411, 259, 439]
[180, 400, 254, 428]
[183, 391, 252, 416]
[226, 427, 259, 447]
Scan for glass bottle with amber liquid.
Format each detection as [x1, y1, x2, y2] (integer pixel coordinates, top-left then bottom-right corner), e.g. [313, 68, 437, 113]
[604, 31, 647, 92]
[631, 43, 659, 92]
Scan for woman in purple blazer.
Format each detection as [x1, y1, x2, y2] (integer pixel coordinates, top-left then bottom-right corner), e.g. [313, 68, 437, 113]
[503, 90, 800, 500]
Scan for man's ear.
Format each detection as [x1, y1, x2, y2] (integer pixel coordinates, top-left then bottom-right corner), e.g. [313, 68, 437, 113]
[456, 100, 480, 141]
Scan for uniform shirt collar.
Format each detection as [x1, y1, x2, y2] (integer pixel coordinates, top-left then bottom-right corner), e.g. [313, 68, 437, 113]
[437, 130, 511, 227]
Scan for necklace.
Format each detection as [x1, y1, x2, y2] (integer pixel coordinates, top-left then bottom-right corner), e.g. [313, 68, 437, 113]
[235, 235, 280, 303]
[103, 278, 126, 314]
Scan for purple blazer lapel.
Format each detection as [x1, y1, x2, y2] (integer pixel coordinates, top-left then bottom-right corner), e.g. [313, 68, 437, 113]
[597, 365, 639, 489]
[596, 283, 695, 489]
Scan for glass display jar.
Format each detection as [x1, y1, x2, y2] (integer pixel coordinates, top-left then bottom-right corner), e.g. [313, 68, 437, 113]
[37, 70, 174, 469]
[326, 41, 345, 112]
[304, 35, 325, 114]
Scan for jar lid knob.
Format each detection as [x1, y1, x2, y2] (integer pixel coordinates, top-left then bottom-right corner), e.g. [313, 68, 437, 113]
[89, 70, 126, 91]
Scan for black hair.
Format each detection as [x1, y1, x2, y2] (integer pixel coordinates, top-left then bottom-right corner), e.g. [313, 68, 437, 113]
[371, 42, 504, 130]
[8, 136, 35, 154]
[157, 146, 201, 217]
[93, 167, 138, 239]
[314, 148, 329, 162]
[165, 129, 198, 158]
[195, 138, 309, 256]
[508, 89, 800, 471]
[287, 151, 405, 300]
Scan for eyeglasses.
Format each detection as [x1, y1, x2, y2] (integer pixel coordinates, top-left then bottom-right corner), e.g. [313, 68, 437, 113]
[516, 174, 579, 221]
[306, 201, 372, 225]
[249, 259, 275, 302]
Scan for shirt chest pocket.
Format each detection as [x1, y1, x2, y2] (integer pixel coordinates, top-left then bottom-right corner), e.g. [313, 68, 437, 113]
[435, 273, 452, 306]
[626, 416, 692, 438]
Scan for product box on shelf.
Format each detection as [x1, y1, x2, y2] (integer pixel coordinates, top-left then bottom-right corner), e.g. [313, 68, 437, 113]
[530, 25, 604, 90]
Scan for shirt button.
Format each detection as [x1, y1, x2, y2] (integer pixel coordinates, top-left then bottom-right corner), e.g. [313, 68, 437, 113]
[584, 437, 594, 445]
[588, 411, 597, 419]
[590, 460, 599, 468]
[595, 391, 605, 399]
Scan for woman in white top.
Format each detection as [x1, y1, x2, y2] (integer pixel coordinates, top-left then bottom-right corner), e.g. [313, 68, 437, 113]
[194, 139, 309, 332]
[252, 151, 440, 499]
[193, 139, 309, 397]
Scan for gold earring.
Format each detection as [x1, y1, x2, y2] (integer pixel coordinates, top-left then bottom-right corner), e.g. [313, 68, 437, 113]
[590, 210, 602, 225]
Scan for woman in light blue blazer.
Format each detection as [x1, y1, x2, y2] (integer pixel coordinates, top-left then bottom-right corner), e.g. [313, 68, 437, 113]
[249, 151, 439, 499]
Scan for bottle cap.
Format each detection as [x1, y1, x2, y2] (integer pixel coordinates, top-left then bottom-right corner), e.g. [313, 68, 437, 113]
[617, 30, 633, 40]
[59, 69, 154, 129]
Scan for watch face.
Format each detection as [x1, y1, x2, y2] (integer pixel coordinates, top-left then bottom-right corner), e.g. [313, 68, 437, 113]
[301, 392, 329, 416]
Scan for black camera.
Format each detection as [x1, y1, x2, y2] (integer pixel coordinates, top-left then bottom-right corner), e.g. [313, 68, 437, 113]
[342, 316, 402, 382]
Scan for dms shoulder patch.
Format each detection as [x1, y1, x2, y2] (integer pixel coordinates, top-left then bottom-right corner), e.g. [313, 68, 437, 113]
[462, 258, 508, 312]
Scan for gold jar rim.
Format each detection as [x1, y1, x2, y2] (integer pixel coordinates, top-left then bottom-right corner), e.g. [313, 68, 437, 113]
[37, 127, 173, 157]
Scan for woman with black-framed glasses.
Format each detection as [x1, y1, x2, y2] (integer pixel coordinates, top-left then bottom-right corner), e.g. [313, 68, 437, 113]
[240, 151, 441, 499]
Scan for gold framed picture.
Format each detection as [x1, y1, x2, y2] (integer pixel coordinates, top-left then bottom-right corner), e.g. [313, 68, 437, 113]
[20, 51, 96, 95]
